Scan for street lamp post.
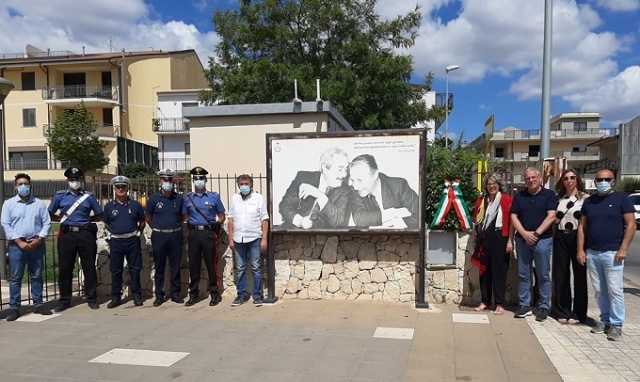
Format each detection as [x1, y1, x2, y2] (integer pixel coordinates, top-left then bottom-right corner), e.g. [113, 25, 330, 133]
[0, 76, 15, 279]
[445, 65, 460, 150]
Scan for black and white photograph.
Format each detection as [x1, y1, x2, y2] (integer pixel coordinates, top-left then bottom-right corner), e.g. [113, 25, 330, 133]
[268, 130, 424, 233]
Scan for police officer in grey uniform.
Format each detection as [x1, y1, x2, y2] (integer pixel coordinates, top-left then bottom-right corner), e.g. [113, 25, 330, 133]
[103, 176, 146, 308]
[48, 167, 103, 311]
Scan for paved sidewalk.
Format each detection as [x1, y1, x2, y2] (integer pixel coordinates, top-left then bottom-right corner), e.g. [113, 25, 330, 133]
[0, 298, 561, 382]
[527, 281, 640, 382]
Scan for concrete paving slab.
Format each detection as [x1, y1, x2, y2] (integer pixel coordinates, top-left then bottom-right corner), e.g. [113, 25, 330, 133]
[89, 348, 189, 367]
[372, 326, 414, 339]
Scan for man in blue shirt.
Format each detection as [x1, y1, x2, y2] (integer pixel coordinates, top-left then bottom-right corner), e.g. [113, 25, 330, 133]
[1, 173, 52, 321]
[48, 167, 103, 311]
[145, 169, 185, 306]
[182, 166, 226, 307]
[511, 166, 558, 321]
[578, 169, 635, 341]
[103, 176, 146, 308]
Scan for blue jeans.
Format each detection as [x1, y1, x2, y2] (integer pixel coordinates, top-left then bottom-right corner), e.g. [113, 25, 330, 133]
[234, 239, 262, 300]
[9, 242, 45, 309]
[515, 236, 552, 309]
[587, 249, 625, 328]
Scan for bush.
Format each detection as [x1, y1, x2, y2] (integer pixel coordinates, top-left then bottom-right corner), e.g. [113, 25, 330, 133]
[614, 177, 640, 194]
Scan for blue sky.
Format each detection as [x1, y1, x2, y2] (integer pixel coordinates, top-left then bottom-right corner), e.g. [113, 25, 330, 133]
[1, 0, 639, 142]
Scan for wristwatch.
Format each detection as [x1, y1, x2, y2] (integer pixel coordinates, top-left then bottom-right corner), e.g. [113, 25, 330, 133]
[533, 231, 540, 238]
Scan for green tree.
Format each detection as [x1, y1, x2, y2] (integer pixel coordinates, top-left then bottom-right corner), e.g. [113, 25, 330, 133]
[46, 102, 109, 172]
[121, 163, 156, 178]
[425, 137, 483, 230]
[202, 0, 430, 130]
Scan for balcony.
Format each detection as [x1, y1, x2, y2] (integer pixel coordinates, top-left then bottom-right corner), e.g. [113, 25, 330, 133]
[492, 127, 618, 141]
[43, 124, 120, 140]
[3, 159, 69, 171]
[158, 158, 191, 172]
[42, 85, 119, 107]
[495, 149, 599, 162]
[152, 118, 190, 134]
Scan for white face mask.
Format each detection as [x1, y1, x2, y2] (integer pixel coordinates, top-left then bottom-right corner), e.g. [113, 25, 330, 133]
[68, 181, 81, 190]
[194, 180, 206, 190]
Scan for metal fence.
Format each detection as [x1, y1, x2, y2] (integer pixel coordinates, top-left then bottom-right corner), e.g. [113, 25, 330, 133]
[0, 230, 85, 310]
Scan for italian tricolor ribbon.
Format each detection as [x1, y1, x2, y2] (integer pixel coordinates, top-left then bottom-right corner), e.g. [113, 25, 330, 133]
[430, 179, 472, 230]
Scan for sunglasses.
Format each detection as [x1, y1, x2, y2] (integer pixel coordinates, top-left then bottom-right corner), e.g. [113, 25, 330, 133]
[562, 175, 577, 181]
[114, 185, 128, 190]
[160, 177, 173, 182]
[595, 178, 613, 182]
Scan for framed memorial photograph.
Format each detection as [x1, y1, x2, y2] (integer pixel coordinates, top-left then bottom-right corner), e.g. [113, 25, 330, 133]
[267, 129, 425, 234]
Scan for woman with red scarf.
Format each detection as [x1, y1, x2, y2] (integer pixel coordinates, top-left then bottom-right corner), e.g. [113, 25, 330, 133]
[471, 173, 514, 315]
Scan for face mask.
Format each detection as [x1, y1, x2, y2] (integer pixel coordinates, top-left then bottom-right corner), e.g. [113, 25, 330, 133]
[239, 185, 251, 195]
[68, 181, 81, 190]
[17, 185, 31, 196]
[161, 182, 173, 192]
[194, 180, 206, 190]
[596, 181, 612, 194]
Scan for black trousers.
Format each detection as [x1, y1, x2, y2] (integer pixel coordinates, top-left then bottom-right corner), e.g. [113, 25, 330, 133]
[552, 230, 588, 322]
[187, 229, 220, 298]
[109, 236, 142, 298]
[151, 231, 183, 298]
[479, 228, 510, 306]
[58, 230, 98, 305]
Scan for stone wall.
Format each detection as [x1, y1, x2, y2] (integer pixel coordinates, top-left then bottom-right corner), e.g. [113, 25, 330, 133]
[93, 225, 520, 305]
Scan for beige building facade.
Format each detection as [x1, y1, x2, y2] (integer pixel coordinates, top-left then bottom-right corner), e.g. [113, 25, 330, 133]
[469, 112, 618, 190]
[0, 45, 207, 180]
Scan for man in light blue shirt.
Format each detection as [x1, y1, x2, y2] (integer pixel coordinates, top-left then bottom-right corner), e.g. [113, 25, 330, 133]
[1, 173, 52, 321]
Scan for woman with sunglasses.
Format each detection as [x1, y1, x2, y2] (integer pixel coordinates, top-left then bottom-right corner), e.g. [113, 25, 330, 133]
[552, 169, 589, 324]
[471, 173, 514, 315]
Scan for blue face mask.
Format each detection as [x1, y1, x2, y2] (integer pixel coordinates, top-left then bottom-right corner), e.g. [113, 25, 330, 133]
[161, 182, 173, 192]
[596, 181, 612, 194]
[239, 185, 251, 195]
[17, 184, 31, 196]
[194, 180, 206, 190]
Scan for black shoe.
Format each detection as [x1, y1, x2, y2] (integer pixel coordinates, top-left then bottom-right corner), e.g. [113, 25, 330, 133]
[34, 306, 52, 315]
[133, 296, 144, 307]
[209, 295, 222, 306]
[170, 295, 184, 304]
[153, 297, 164, 307]
[514, 306, 532, 318]
[107, 297, 122, 309]
[185, 295, 199, 307]
[253, 298, 263, 307]
[535, 308, 549, 322]
[231, 296, 245, 307]
[6, 309, 19, 321]
[88, 302, 100, 310]
[55, 304, 70, 312]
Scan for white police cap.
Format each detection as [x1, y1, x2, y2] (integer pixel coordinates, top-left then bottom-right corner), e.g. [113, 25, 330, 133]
[157, 168, 176, 176]
[111, 176, 131, 186]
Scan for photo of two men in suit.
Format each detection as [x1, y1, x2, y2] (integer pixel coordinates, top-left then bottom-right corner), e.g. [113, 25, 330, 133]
[276, 147, 420, 230]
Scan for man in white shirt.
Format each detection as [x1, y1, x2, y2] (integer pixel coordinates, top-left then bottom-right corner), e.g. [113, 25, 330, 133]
[228, 174, 269, 307]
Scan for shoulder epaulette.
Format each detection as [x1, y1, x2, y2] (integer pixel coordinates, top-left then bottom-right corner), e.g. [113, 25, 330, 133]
[56, 190, 66, 194]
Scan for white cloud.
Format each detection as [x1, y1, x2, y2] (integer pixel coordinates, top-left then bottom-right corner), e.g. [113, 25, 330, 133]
[374, 0, 638, 124]
[594, 0, 640, 11]
[0, 0, 217, 65]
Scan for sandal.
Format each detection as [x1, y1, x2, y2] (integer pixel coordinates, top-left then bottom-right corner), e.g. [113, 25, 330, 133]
[474, 303, 489, 312]
[494, 306, 504, 315]
[566, 319, 579, 325]
[558, 318, 568, 324]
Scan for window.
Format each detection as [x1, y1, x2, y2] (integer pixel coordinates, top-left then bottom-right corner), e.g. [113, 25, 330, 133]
[21, 72, 35, 91]
[9, 150, 48, 169]
[573, 146, 587, 152]
[528, 145, 540, 158]
[182, 102, 198, 108]
[495, 147, 504, 158]
[573, 122, 587, 131]
[102, 108, 113, 126]
[184, 143, 191, 156]
[22, 108, 36, 127]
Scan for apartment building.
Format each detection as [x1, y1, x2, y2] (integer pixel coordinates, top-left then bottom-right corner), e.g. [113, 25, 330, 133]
[468, 112, 619, 190]
[0, 44, 207, 179]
